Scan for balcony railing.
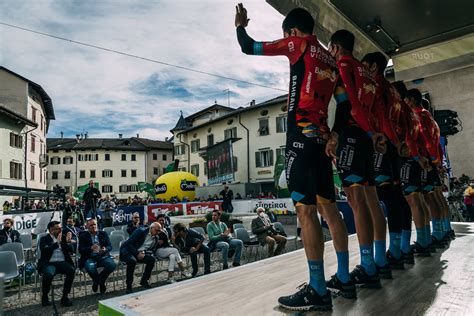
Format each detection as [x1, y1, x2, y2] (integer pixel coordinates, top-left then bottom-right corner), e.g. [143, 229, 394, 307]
[39, 154, 49, 168]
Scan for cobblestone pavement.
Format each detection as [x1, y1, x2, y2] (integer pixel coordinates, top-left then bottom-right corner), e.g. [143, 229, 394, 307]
[3, 226, 331, 315]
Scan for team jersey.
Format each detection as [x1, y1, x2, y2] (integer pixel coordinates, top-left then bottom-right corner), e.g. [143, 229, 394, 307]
[372, 74, 401, 146]
[237, 26, 346, 143]
[414, 107, 442, 163]
[337, 55, 380, 135]
[399, 104, 428, 159]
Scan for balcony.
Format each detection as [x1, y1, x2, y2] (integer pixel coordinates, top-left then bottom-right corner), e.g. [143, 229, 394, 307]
[39, 154, 49, 168]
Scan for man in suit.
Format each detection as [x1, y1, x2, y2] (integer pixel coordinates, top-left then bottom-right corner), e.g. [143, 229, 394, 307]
[62, 216, 82, 254]
[173, 222, 211, 277]
[38, 221, 75, 307]
[252, 207, 287, 257]
[120, 222, 160, 293]
[79, 218, 116, 294]
[0, 218, 21, 246]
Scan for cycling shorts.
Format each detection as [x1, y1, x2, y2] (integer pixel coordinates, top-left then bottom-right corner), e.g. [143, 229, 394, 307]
[423, 163, 441, 193]
[373, 142, 398, 186]
[285, 131, 336, 206]
[399, 158, 423, 195]
[336, 125, 375, 187]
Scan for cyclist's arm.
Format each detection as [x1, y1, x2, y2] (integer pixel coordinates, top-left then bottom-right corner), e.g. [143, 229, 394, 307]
[331, 79, 351, 135]
[236, 26, 305, 64]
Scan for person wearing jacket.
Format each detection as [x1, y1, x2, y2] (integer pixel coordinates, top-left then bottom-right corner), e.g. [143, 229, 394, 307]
[38, 221, 75, 307]
[0, 218, 21, 246]
[173, 222, 211, 277]
[120, 222, 160, 293]
[79, 218, 116, 294]
[252, 207, 287, 257]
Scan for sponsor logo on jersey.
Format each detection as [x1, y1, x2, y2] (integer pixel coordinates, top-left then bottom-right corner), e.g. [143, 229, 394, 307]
[293, 142, 304, 149]
[288, 41, 295, 52]
[363, 83, 376, 94]
[315, 66, 337, 82]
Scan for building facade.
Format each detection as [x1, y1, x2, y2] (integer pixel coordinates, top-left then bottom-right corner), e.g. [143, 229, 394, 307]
[0, 67, 55, 197]
[46, 136, 173, 199]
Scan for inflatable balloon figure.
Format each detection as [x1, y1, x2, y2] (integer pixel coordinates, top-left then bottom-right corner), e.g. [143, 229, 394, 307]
[154, 171, 199, 201]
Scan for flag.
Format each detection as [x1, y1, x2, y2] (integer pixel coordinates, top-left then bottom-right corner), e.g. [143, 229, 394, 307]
[74, 182, 99, 200]
[165, 162, 175, 173]
[274, 154, 290, 198]
[138, 182, 154, 196]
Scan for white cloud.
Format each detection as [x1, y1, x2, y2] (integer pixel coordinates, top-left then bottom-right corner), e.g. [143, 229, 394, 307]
[0, 0, 290, 140]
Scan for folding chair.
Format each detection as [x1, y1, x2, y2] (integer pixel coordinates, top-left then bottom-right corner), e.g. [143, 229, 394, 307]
[273, 222, 297, 251]
[0, 243, 26, 285]
[103, 227, 116, 236]
[234, 228, 261, 261]
[0, 251, 22, 304]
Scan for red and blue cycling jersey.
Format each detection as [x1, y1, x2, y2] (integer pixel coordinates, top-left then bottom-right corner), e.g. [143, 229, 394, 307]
[414, 106, 442, 163]
[237, 26, 348, 143]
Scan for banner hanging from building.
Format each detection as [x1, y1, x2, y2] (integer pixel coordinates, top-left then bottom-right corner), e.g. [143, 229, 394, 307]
[207, 140, 234, 185]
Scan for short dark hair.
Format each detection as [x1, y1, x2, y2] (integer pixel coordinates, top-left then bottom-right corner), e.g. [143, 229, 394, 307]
[361, 52, 388, 75]
[330, 30, 355, 52]
[47, 221, 61, 231]
[392, 81, 408, 98]
[173, 222, 186, 232]
[407, 89, 423, 105]
[421, 98, 431, 111]
[212, 209, 221, 216]
[282, 8, 314, 34]
[157, 214, 166, 220]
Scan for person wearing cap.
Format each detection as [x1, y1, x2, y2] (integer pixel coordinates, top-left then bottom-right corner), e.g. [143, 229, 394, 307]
[251, 207, 287, 257]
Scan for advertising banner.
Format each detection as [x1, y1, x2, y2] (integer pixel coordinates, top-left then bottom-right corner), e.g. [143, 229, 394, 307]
[0, 211, 61, 235]
[184, 201, 223, 215]
[207, 140, 234, 185]
[147, 203, 185, 222]
[112, 205, 147, 226]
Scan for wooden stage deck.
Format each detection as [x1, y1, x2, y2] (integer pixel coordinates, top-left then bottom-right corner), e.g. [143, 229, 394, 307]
[99, 223, 474, 315]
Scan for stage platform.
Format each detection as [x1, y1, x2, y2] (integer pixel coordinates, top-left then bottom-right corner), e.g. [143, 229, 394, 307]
[99, 223, 474, 315]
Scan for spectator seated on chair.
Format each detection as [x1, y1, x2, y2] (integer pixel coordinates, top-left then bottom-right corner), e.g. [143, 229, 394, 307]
[37, 221, 75, 307]
[155, 217, 191, 283]
[206, 210, 243, 269]
[173, 223, 211, 277]
[78, 219, 116, 294]
[251, 207, 287, 257]
[63, 216, 82, 254]
[127, 212, 146, 235]
[0, 218, 21, 246]
[120, 222, 160, 294]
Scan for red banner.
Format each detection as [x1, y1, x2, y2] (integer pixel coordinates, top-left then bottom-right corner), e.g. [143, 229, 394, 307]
[147, 204, 184, 222]
[184, 201, 223, 215]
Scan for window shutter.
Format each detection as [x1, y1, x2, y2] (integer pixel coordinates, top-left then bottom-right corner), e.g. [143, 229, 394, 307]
[269, 149, 274, 166]
[255, 152, 261, 168]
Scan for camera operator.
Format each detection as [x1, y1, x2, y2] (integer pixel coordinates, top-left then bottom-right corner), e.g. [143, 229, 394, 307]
[83, 180, 101, 220]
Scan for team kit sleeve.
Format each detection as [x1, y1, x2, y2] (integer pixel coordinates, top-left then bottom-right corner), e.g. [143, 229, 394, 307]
[331, 79, 351, 135]
[236, 26, 305, 64]
[337, 60, 375, 135]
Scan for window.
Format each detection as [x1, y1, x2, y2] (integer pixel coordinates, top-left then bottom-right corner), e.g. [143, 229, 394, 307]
[255, 149, 274, 167]
[64, 186, 70, 194]
[90, 170, 96, 178]
[276, 147, 286, 159]
[80, 170, 86, 178]
[178, 167, 186, 172]
[78, 154, 83, 161]
[204, 162, 208, 175]
[121, 169, 127, 177]
[10, 162, 22, 179]
[191, 164, 199, 177]
[105, 153, 110, 161]
[50, 156, 61, 165]
[121, 154, 126, 161]
[276, 116, 287, 133]
[63, 156, 73, 164]
[40, 167, 43, 183]
[30, 135, 36, 152]
[153, 167, 159, 175]
[162, 168, 167, 174]
[191, 140, 200, 153]
[259, 119, 269, 136]
[162, 154, 167, 160]
[102, 185, 113, 193]
[103, 169, 113, 178]
[31, 107, 37, 122]
[224, 127, 237, 140]
[40, 114, 44, 131]
[174, 145, 185, 155]
[119, 184, 128, 193]
[131, 154, 136, 161]
[52, 171, 58, 179]
[233, 156, 238, 172]
[9, 133, 23, 148]
[207, 134, 214, 147]
[78, 154, 98, 161]
[128, 184, 138, 192]
[30, 163, 35, 180]
[131, 170, 137, 177]
[153, 153, 157, 160]
[65, 171, 71, 179]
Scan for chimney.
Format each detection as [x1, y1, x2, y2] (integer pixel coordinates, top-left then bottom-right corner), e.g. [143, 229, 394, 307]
[250, 99, 256, 106]
[80, 133, 84, 140]
[60, 131, 64, 139]
[165, 137, 168, 142]
[84, 132, 88, 139]
[136, 133, 139, 138]
[76, 134, 80, 143]
[118, 133, 123, 139]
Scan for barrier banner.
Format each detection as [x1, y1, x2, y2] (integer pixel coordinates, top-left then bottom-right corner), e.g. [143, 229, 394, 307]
[147, 203, 184, 222]
[184, 201, 222, 215]
[0, 211, 61, 235]
[112, 206, 147, 226]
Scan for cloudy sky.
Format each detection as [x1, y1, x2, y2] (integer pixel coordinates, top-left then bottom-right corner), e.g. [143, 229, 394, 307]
[0, 0, 292, 140]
